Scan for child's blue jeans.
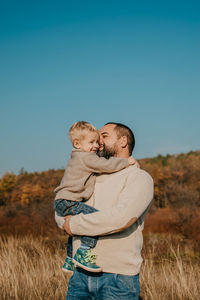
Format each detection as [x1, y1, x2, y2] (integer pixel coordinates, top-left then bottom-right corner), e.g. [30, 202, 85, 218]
[54, 199, 99, 258]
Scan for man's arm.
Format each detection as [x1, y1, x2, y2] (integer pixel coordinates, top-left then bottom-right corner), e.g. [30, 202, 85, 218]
[68, 170, 154, 236]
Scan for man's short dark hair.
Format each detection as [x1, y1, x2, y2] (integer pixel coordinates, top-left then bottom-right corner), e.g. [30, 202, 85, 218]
[105, 122, 135, 155]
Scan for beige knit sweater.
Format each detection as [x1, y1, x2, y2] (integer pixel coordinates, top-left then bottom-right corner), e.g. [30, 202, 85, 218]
[70, 165, 154, 275]
[54, 149, 129, 201]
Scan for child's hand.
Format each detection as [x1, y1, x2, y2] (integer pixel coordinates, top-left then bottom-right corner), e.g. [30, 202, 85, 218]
[128, 156, 140, 168]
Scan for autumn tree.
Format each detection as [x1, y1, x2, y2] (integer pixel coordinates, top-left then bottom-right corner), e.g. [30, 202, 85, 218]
[0, 172, 16, 206]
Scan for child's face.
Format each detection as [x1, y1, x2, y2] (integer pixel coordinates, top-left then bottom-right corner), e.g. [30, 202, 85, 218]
[74, 132, 100, 153]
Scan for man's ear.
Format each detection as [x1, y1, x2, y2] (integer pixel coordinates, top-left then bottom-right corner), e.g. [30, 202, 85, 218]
[73, 139, 80, 149]
[119, 135, 128, 148]
[120, 136, 128, 148]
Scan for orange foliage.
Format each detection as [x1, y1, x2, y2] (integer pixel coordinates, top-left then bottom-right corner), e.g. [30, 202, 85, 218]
[144, 207, 200, 245]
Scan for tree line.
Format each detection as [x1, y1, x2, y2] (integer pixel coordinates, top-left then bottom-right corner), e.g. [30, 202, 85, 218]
[0, 150, 199, 236]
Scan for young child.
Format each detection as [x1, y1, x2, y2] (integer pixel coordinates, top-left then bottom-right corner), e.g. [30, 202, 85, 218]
[54, 121, 137, 273]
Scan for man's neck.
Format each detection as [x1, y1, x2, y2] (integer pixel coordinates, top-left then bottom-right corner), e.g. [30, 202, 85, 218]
[115, 150, 130, 158]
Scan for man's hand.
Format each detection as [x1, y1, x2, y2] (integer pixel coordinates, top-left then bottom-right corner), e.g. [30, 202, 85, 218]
[63, 215, 73, 235]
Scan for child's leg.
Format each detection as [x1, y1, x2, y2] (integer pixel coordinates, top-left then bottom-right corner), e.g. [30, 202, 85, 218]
[55, 200, 99, 251]
[54, 199, 78, 272]
[67, 202, 102, 272]
[54, 199, 77, 260]
[67, 236, 73, 258]
[62, 235, 74, 273]
[66, 201, 99, 250]
[54, 199, 77, 217]
[55, 200, 101, 272]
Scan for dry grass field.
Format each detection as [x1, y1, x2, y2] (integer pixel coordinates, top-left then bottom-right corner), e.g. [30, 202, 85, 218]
[0, 234, 199, 300]
[140, 234, 200, 300]
[0, 235, 70, 300]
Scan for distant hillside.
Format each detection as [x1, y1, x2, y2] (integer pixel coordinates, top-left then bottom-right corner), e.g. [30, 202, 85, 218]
[140, 150, 200, 209]
[0, 150, 199, 236]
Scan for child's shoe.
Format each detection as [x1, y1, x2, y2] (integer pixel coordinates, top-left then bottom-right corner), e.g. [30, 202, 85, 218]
[73, 248, 102, 272]
[62, 257, 75, 273]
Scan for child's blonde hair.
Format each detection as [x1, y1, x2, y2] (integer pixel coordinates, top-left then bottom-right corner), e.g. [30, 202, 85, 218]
[68, 121, 99, 145]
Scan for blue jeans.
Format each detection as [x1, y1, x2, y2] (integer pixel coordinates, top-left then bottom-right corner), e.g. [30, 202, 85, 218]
[66, 268, 140, 300]
[54, 199, 98, 257]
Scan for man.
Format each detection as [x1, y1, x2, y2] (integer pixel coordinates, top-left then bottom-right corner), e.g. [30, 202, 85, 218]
[56, 122, 154, 300]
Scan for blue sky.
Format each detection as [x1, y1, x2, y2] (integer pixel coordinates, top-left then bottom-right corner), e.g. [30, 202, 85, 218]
[0, 0, 200, 177]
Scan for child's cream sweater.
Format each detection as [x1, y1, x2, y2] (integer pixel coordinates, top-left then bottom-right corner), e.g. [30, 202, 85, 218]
[54, 149, 129, 201]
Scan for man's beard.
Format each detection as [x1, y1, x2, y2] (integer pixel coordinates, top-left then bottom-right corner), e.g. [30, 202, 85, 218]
[98, 143, 118, 159]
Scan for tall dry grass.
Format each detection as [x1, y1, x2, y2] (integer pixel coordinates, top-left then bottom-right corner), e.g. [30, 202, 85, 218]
[140, 234, 200, 300]
[0, 235, 69, 300]
[0, 234, 199, 299]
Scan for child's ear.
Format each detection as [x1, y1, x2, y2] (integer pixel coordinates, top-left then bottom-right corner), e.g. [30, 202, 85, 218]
[73, 139, 80, 149]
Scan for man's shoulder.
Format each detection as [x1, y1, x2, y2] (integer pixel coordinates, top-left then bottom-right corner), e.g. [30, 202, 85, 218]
[127, 165, 153, 183]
